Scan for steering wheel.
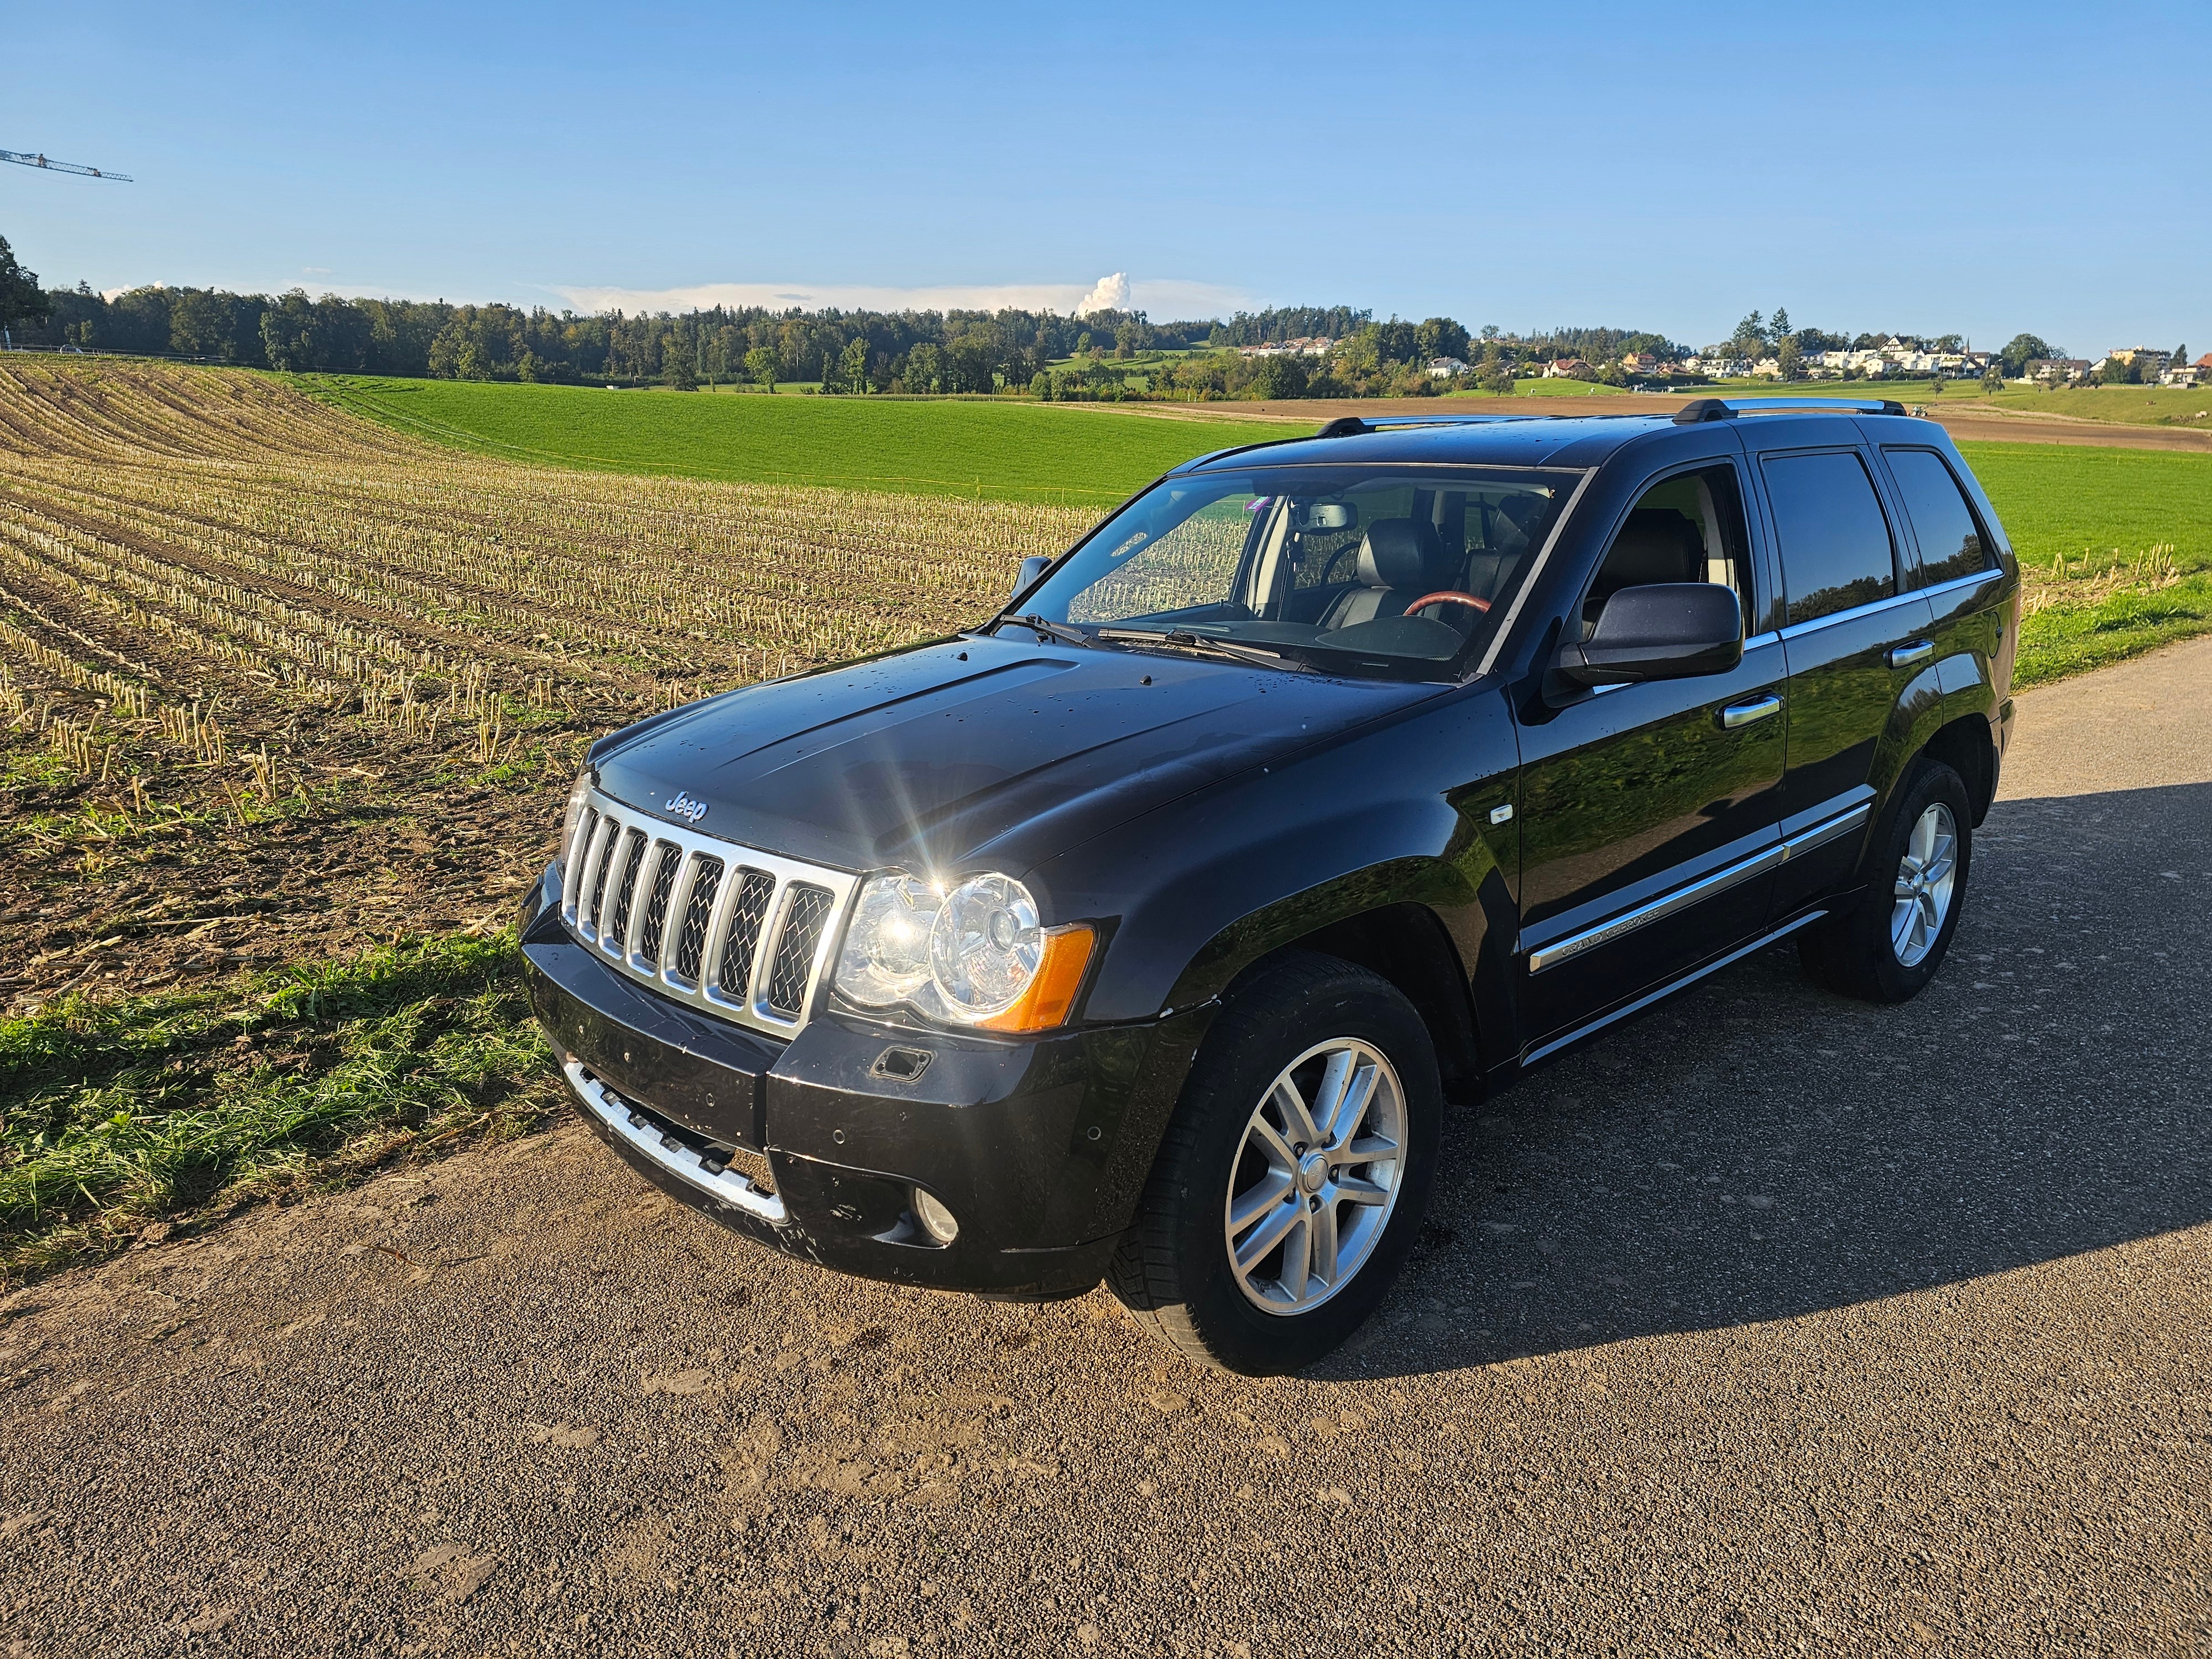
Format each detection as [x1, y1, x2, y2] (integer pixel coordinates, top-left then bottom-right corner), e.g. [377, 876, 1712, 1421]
[1402, 591, 1492, 617]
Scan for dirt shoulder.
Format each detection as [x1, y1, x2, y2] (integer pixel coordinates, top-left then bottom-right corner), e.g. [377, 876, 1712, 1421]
[3, 638, 2208, 1654]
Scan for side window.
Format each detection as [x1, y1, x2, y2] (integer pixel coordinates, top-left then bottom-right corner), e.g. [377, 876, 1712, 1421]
[1761, 451, 1898, 626]
[1580, 463, 1752, 639]
[1884, 448, 1991, 586]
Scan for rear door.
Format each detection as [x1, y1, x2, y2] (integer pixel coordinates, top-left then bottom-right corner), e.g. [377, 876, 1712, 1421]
[1756, 441, 1938, 915]
[1876, 444, 2011, 745]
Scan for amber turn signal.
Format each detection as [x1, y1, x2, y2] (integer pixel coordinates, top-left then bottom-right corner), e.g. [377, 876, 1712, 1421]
[976, 924, 1096, 1032]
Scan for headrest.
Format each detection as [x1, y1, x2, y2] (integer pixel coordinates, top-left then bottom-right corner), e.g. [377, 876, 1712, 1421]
[1601, 509, 1705, 589]
[1355, 519, 1448, 589]
[1493, 493, 1548, 547]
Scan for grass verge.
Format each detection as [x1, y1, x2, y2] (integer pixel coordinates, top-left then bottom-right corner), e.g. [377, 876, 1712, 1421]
[2013, 548, 2212, 687]
[1, 929, 559, 1285]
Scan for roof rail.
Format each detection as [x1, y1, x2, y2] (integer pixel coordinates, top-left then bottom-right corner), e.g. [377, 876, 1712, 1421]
[1674, 395, 1909, 424]
[1314, 414, 1522, 437]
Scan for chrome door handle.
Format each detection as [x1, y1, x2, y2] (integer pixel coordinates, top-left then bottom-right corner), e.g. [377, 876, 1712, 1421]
[1888, 639, 1934, 669]
[1720, 694, 1782, 729]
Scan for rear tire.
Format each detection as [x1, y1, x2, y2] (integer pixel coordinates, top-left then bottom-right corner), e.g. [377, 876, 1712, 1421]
[1107, 952, 1442, 1375]
[1798, 759, 1972, 1004]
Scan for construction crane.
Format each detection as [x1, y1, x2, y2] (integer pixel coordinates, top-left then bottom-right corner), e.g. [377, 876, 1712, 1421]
[1, 149, 133, 182]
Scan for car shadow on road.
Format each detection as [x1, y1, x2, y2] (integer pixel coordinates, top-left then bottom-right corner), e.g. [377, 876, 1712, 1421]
[1318, 782, 2212, 1381]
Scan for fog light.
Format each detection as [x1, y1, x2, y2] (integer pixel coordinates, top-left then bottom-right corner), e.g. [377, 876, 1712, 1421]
[911, 1187, 959, 1244]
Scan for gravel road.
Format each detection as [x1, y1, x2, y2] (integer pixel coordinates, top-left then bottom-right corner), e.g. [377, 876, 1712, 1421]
[5, 640, 2210, 1657]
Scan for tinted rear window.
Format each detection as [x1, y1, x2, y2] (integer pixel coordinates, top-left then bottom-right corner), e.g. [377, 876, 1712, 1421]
[1885, 448, 1990, 585]
[1762, 450, 1897, 625]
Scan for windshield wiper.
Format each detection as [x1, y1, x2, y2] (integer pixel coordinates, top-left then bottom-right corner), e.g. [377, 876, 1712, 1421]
[994, 614, 1098, 649]
[1093, 628, 1308, 670]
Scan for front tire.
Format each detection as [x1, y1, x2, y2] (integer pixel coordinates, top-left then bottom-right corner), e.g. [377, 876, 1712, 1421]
[1798, 758, 1973, 1003]
[1108, 952, 1442, 1375]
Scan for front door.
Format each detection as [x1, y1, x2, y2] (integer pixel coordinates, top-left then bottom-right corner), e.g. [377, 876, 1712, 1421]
[1514, 458, 1788, 1045]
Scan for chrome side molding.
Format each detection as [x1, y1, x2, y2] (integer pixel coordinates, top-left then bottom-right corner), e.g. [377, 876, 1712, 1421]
[1526, 801, 1871, 974]
[1523, 910, 1829, 1066]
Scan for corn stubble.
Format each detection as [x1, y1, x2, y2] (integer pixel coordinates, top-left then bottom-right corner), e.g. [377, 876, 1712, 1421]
[0, 359, 1092, 1007]
[0, 361, 1099, 1274]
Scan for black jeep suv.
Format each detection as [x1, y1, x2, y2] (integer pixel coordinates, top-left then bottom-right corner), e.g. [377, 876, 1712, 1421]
[518, 398, 2017, 1374]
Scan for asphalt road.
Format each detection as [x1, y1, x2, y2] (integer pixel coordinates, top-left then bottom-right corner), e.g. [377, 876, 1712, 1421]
[5, 640, 2210, 1657]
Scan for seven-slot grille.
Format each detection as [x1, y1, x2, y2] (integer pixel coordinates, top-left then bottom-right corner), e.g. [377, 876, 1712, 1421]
[561, 787, 860, 1040]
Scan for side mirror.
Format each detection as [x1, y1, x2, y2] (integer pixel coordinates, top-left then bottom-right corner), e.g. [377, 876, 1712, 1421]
[1011, 555, 1052, 599]
[1556, 583, 1743, 686]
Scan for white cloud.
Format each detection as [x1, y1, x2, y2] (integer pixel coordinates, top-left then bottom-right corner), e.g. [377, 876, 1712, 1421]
[1073, 273, 1129, 317]
[552, 273, 1259, 321]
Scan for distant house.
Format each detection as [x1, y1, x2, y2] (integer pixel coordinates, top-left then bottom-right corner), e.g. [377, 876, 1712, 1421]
[2099, 346, 2173, 380]
[1427, 356, 1468, 378]
[1620, 352, 1659, 376]
[2161, 363, 2203, 388]
[2025, 358, 2091, 383]
[1545, 357, 1595, 378]
[1683, 354, 1754, 379]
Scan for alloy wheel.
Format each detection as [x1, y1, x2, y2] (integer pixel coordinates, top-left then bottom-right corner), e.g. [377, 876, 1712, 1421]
[1222, 1038, 1406, 1315]
[1890, 801, 1959, 967]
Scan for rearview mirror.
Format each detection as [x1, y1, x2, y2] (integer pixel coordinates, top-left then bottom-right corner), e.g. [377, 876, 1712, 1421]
[1556, 583, 1743, 686]
[1301, 502, 1357, 530]
[1011, 555, 1052, 599]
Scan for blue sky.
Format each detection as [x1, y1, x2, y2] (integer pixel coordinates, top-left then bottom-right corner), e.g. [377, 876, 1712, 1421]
[7, 0, 2206, 354]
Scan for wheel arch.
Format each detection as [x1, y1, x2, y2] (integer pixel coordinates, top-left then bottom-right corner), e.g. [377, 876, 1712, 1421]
[1213, 900, 1489, 1103]
[1922, 711, 1998, 825]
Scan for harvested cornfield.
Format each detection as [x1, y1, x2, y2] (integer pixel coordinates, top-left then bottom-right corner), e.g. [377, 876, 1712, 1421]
[0, 360, 1094, 1014]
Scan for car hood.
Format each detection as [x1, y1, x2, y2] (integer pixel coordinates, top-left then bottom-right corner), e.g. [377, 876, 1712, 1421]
[594, 633, 1444, 875]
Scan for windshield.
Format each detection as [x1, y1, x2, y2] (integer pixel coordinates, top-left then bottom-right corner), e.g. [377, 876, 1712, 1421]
[1002, 465, 1577, 678]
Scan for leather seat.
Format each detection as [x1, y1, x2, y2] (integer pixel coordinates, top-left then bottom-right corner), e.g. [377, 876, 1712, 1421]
[1583, 509, 1705, 631]
[1320, 520, 1454, 630]
[1464, 493, 1549, 602]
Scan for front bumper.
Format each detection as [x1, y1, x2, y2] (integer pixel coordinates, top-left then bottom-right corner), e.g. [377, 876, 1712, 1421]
[519, 865, 1209, 1298]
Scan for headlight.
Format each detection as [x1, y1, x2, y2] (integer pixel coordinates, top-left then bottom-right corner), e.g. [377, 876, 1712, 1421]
[557, 770, 592, 870]
[834, 872, 1095, 1032]
[834, 874, 937, 1007]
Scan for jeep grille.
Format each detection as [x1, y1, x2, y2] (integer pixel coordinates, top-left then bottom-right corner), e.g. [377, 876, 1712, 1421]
[560, 787, 860, 1040]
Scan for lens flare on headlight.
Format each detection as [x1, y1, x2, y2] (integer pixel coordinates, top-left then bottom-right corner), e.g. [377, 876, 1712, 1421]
[930, 874, 1042, 1016]
[833, 874, 938, 1006]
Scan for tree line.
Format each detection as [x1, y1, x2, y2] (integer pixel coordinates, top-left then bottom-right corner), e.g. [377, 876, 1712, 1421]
[0, 236, 2079, 402]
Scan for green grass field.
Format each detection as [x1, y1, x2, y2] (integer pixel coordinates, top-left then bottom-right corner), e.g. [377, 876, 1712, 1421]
[306, 375, 2212, 685]
[1961, 441, 2212, 684]
[1704, 378, 2212, 427]
[306, 375, 1292, 505]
